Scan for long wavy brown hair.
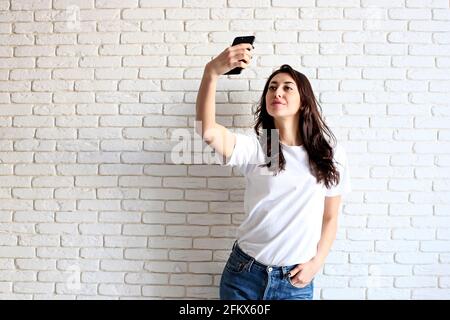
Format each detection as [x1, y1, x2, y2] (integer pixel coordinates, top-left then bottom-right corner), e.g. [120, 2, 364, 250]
[253, 64, 340, 188]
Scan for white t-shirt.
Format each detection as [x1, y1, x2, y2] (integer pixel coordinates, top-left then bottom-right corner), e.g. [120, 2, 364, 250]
[218, 131, 351, 266]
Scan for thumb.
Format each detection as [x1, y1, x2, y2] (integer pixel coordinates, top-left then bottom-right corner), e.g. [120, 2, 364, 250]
[288, 264, 303, 277]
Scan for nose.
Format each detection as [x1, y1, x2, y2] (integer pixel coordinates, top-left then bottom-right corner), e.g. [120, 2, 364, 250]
[275, 88, 283, 98]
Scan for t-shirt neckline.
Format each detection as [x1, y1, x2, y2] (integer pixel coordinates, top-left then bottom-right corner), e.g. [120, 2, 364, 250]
[281, 143, 304, 148]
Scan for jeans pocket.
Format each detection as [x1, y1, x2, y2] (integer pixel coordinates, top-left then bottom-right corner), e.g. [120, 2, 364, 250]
[224, 254, 249, 274]
[287, 276, 313, 289]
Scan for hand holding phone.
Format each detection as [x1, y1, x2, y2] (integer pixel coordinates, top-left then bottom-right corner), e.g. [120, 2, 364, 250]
[205, 36, 255, 78]
[224, 36, 255, 75]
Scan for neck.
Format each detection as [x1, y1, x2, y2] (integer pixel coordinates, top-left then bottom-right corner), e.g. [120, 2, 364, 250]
[274, 117, 302, 146]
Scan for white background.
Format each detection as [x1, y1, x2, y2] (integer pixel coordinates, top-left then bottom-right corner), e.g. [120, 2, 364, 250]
[0, 0, 449, 299]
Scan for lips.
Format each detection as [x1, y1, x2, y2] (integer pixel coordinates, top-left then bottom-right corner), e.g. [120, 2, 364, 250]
[271, 100, 285, 106]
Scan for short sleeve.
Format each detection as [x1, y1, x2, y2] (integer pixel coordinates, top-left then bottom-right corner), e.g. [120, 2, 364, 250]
[216, 132, 263, 175]
[325, 144, 352, 197]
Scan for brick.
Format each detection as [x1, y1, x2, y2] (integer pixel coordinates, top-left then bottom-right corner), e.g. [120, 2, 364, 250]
[0, 0, 448, 300]
[322, 288, 365, 299]
[15, 259, 55, 271]
[82, 271, 124, 284]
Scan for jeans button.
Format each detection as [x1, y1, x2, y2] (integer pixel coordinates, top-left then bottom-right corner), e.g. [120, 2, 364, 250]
[267, 266, 273, 272]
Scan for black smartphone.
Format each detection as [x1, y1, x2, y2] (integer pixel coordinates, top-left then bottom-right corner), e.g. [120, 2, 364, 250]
[224, 35, 255, 75]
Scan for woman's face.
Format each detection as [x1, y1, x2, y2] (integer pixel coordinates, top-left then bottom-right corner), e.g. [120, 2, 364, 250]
[265, 73, 301, 119]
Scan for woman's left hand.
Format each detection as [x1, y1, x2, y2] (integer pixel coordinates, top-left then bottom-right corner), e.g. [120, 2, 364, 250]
[288, 258, 322, 288]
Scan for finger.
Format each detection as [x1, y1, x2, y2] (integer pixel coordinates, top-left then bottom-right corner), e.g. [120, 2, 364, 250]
[298, 276, 311, 286]
[292, 277, 308, 288]
[239, 56, 250, 65]
[235, 56, 250, 66]
[232, 44, 253, 54]
[288, 265, 303, 277]
[236, 52, 249, 63]
[236, 51, 252, 61]
[235, 58, 250, 69]
[243, 47, 253, 55]
[239, 60, 249, 68]
[238, 43, 253, 51]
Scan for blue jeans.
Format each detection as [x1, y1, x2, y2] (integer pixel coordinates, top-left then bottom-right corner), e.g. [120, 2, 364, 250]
[220, 241, 314, 300]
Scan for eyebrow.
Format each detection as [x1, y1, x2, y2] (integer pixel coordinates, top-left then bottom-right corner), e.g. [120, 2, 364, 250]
[269, 81, 295, 85]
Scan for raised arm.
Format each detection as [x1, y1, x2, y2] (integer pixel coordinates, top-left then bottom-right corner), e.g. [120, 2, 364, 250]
[195, 44, 253, 159]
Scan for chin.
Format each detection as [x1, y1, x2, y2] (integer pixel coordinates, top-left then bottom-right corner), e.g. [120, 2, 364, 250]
[268, 109, 287, 117]
[267, 111, 277, 118]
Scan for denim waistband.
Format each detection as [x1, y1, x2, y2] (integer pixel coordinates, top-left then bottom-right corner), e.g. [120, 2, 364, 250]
[232, 240, 297, 275]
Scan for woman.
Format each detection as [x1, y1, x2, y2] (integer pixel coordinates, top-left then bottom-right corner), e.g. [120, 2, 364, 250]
[195, 43, 351, 300]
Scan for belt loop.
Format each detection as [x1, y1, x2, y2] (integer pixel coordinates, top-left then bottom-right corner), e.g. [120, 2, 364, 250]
[245, 258, 254, 272]
[282, 266, 289, 278]
[232, 240, 237, 250]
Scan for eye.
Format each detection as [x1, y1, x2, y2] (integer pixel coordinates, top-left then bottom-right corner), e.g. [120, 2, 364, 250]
[285, 87, 293, 90]
[269, 86, 276, 90]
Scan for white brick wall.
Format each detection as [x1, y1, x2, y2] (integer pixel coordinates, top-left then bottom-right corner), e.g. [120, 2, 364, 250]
[0, 0, 449, 300]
